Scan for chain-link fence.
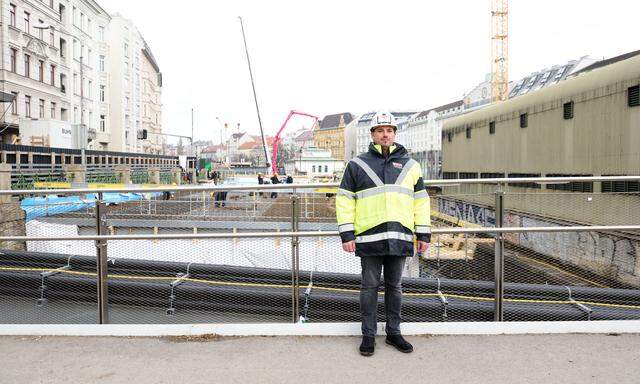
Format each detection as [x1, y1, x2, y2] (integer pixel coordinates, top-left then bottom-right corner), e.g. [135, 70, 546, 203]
[1, 176, 639, 325]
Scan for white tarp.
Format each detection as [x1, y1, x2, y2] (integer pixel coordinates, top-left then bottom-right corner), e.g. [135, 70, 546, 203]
[26, 220, 420, 276]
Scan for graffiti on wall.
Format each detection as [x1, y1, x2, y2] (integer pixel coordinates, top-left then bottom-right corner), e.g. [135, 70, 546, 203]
[519, 217, 638, 275]
[438, 198, 495, 227]
[437, 197, 639, 279]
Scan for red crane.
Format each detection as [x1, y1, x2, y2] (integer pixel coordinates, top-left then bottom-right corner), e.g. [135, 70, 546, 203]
[270, 110, 318, 175]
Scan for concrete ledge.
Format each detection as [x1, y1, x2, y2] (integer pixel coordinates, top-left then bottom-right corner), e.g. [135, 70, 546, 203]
[1, 320, 639, 337]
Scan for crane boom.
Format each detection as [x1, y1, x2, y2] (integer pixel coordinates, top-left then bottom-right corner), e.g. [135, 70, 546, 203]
[271, 110, 318, 175]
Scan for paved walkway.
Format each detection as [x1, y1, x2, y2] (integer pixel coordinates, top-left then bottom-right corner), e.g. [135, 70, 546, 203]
[2, 333, 639, 384]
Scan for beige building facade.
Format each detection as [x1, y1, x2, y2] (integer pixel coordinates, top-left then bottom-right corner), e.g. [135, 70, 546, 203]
[313, 112, 353, 161]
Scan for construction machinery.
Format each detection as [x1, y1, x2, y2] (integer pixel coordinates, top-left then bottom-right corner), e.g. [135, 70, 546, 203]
[270, 110, 318, 175]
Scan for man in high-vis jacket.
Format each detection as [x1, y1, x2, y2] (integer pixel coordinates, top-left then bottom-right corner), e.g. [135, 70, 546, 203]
[336, 110, 431, 356]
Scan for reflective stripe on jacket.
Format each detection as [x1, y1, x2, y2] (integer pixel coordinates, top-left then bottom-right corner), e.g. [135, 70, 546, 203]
[336, 142, 431, 257]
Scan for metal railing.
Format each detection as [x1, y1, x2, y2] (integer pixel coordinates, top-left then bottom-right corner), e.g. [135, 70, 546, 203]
[0, 176, 639, 325]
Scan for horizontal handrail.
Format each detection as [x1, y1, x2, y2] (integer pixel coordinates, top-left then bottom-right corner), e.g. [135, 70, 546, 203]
[3, 175, 640, 195]
[2, 225, 639, 242]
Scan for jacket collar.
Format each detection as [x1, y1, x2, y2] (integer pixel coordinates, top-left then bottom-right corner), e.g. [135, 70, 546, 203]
[368, 142, 407, 159]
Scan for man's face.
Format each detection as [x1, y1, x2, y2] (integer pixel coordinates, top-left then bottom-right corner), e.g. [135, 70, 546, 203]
[371, 126, 396, 147]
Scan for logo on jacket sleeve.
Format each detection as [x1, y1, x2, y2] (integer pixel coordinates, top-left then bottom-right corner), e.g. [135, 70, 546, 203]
[392, 162, 403, 169]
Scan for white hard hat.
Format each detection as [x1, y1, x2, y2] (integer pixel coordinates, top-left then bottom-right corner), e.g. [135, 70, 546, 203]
[370, 110, 397, 131]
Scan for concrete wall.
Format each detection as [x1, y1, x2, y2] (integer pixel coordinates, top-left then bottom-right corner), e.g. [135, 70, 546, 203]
[435, 196, 640, 288]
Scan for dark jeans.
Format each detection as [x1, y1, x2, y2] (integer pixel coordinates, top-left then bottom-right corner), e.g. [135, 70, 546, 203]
[360, 256, 406, 337]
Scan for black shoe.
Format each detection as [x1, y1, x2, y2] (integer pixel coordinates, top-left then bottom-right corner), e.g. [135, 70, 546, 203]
[359, 336, 375, 356]
[385, 334, 413, 353]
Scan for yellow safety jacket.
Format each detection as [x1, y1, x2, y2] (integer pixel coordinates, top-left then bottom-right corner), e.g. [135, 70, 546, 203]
[336, 142, 431, 257]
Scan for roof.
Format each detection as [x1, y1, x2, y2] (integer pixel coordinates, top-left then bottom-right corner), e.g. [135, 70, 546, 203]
[295, 130, 314, 141]
[444, 52, 640, 132]
[318, 113, 354, 130]
[508, 56, 597, 98]
[238, 142, 258, 150]
[237, 137, 274, 151]
[433, 100, 464, 113]
[570, 50, 640, 77]
[357, 112, 377, 124]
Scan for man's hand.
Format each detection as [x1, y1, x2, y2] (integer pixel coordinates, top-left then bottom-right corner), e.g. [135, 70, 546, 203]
[417, 241, 429, 254]
[342, 240, 356, 253]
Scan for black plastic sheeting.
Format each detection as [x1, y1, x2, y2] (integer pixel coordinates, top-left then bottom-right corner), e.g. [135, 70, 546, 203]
[1, 250, 640, 322]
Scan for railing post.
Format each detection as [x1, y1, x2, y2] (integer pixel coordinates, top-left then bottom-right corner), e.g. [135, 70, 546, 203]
[95, 192, 110, 324]
[291, 188, 300, 323]
[494, 183, 505, 321]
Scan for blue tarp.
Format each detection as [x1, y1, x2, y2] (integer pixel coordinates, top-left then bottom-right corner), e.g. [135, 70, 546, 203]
[21, 192, 163, 221]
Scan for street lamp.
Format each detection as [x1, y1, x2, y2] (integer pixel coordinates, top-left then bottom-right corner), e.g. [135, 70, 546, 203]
[34, 22, 89, 166]
[215, 117, 228, 164]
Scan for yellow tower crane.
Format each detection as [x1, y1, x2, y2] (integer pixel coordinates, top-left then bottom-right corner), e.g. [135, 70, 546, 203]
[491, 0, 509, 102]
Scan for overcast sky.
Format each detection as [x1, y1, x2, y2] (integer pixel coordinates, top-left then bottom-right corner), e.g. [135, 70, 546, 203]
[100, 0, 639, 144]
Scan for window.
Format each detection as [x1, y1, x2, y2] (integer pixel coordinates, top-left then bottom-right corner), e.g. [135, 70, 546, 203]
[87, 18, 91, 34]
[24, 95, 31, 117]
[546, 174, 593, 192]
[23, 12, 30, 33]
[73, 73, 77, 93]
[88, 48, 92, 64]
[100, 115, 106, 132]
[538, 71, 551, 87]
[10, 48, 17, 73]
[50, 0, 54, 8]
[459, 172, 478, 179]
[23, 54, 30, 77]
[73, 106, 77, 123]
[553, 66, 567, 83]
[520, 113, 528, 128]
[60, 73, 66, 93]
[124, 42, 129, 57]
[51, 102, 56, 118]
[99, 85, 105, 101]
[442, 172, 458, 180]
[312, 165, 316, 173]
[480, 172, 505, 179]
[10, 4, 16, 27]
[73, 39, 77, 59]
[465, 126, 471, 139]
[60, 38, 66, 58]
[59, 4, 65, 23]
[99, 55, 105, 71]
[324, 165, 328, 173]
[11, 92, 18, 114]
[602, 176, 640, 193]
[38, 19, 44, 40]
[489, 121, 496, 134]
[98, 26, 105, 41]
[80, 13, 85, 30]
[39, 99, 45, 118]
[507, 173, 541, 189]
[72, 6, 76, 25]
[88, 80, 92, 98]
[50, 65, 55, 86]
[38, 60, 44, 82]
[629, 85, 639, 107]
[563, 101, 574, 120]
[49, 28, 55, 45]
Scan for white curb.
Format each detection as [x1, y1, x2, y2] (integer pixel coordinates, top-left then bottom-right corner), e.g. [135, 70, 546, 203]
[0, 320, 639, 337]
